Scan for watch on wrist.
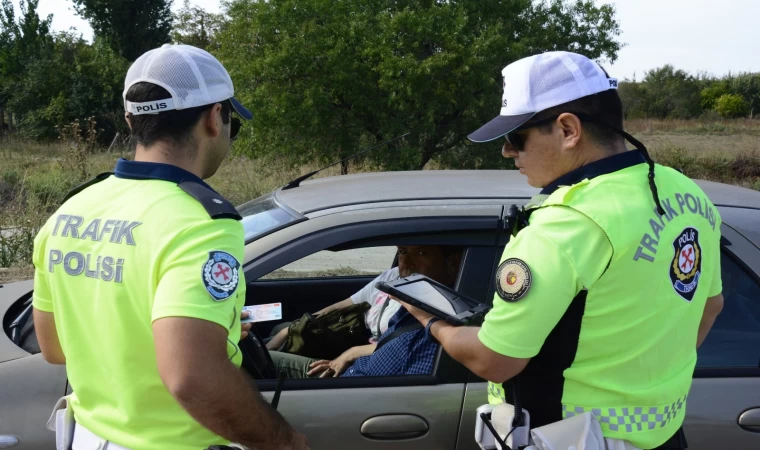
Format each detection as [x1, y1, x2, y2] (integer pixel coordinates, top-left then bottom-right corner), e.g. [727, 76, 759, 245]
[425, 317, 440, 341]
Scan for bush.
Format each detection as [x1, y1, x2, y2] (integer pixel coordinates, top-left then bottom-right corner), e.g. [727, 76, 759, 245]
[700, 83, 729, 110]
[714, 94, 749, 118]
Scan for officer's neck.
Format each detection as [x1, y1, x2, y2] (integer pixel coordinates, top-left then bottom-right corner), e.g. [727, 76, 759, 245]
[572, 139, 627, 168]
[134, 142, 205, 180]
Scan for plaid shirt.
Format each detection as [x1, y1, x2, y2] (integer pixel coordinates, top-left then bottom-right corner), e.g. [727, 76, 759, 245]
[342, 307, 439, 377]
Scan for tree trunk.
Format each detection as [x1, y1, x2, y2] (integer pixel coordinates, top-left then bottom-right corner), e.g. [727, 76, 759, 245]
[7, 112, 13, 133]
[341, 160, 349, 175]
[0, 107, 4, 137]
[418, 146, 436, 170]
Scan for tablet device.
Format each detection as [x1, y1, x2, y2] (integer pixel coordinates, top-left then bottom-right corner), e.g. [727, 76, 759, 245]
[375, 274, 491, 326]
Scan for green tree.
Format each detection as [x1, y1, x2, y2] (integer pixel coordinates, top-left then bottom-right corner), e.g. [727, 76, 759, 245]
[9, 32, 128, 141]
[217, 0, 622, 172]
[728, 73, 760, 118]
[0, 0, 53, 107]
[0, 0, 128, 142]
[714, 93, 749, 118]
[700, 81, 729, 111]
[618, 80, 648, 119]
[639, 65, 702, 119]
[171, 0, 223, 52]
[71, 0, 172, 61]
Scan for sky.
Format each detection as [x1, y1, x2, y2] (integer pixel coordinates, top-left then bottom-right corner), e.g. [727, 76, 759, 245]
[10, 0, 759, 80]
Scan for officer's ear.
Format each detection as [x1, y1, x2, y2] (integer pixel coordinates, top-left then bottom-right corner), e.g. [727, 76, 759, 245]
[556, 112, 582, 150]
[124, 112, 133, 131]
[202, 103, 224, 139]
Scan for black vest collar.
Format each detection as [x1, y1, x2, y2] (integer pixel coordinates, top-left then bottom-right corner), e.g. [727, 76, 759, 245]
[540, 150, 647, 195]
[114, 158, 218, 193]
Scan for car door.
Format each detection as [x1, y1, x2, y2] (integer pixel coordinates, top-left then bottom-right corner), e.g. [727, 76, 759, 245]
[456, 212, 760, 450]
[0, 280, 68, 449]
[244, 203, 504, 450]
[685, 214, 760, 450]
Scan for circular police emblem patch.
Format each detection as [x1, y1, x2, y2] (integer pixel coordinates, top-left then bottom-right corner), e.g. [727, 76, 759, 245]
[202, 251, 240, 301]
[670, 227, 702, 302]
[495, 258, 532, 302]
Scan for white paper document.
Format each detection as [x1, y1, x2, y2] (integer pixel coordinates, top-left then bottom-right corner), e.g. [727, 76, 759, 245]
[242, 303, 283, 323]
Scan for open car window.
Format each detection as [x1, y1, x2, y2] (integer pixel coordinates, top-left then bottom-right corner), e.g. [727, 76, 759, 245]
[259, 246, 398, 280]
[253, 241, 485, 385]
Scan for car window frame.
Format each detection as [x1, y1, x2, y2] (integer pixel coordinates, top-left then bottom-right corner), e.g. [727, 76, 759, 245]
[246, 211, 505, 393]
[695, 222, 760, 378]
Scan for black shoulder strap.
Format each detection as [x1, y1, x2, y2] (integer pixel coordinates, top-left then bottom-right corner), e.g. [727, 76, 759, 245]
[60, 172, 113, 205]
[178, 181, 242, 221]
[374, 321, 423, 352]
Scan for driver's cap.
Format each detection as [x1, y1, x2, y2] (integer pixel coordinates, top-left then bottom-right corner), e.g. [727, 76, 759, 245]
[123, 43, 252, 120]
[468, 51, 618, 143]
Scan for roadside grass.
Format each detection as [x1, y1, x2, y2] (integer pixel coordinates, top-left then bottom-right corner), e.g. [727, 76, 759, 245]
[626, 118, 760, 135]
[1, 118, 759, 281]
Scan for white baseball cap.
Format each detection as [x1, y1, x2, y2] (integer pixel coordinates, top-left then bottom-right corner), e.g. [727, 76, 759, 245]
[123, 43, 252, 120]
[468, 51, 618, 143]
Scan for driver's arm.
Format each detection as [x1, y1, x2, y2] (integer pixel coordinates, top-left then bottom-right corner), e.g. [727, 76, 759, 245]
[265, 298, 354, 350]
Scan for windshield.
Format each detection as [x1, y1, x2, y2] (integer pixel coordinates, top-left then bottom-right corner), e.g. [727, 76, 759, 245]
[238, 192, 301, 242]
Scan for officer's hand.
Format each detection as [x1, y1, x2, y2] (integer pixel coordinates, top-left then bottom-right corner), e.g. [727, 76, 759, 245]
[240, 310, 252, 341]
[396, 297, 435, 327]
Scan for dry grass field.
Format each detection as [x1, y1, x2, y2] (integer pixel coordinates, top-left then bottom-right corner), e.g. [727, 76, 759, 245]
[2, 118, 759, 283]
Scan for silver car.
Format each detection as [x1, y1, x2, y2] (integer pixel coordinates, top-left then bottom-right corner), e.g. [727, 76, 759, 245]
[2, 170, 759, 449]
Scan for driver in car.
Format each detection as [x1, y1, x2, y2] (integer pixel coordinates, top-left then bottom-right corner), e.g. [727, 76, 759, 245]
[268, 245, 463, 379]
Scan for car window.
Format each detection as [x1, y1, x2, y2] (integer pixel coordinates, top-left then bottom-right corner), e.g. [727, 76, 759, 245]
[238, 193, 302, 242]
[717, 206, 760, 248]
[260, 246, 398, 280]
[697, 251, 760, 368]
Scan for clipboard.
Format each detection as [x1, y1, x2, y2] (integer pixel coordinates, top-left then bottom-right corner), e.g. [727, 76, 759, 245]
[375, 274, 491, 326]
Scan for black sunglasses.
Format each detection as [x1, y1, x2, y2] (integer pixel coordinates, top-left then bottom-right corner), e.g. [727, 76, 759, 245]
[504, 115, 561, 150]
[230, 117, 242, 141]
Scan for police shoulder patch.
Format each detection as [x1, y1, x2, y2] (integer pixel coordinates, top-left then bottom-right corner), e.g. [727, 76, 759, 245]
[670, 227, 702, 302]
[203, 251, 241, 301]
[495, 258, 532, 302]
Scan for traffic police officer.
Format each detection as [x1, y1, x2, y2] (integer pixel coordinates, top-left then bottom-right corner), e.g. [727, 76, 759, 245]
[32, 44, 309, 450]
[403, 51, 724, 449]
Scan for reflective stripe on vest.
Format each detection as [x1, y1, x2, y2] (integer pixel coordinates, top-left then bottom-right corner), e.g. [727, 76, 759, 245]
[562, 394, 688, 434]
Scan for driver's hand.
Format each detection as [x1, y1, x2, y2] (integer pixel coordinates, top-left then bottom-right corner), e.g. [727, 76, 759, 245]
[240, 310, 252, 341]
[307, 351, 354, 378]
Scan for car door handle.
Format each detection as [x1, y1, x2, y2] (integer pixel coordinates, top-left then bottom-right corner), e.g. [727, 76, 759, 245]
[738, 408, 760, 432]
[360, 414, 429, 440]
[0, 435, 19, 448]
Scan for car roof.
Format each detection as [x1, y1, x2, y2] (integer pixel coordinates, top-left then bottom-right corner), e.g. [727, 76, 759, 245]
[277, 170, 760, 214]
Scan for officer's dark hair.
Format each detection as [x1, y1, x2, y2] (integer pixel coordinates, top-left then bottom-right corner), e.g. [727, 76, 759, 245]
[125, 82, 231, 149]
[532, 66, 625, 150]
